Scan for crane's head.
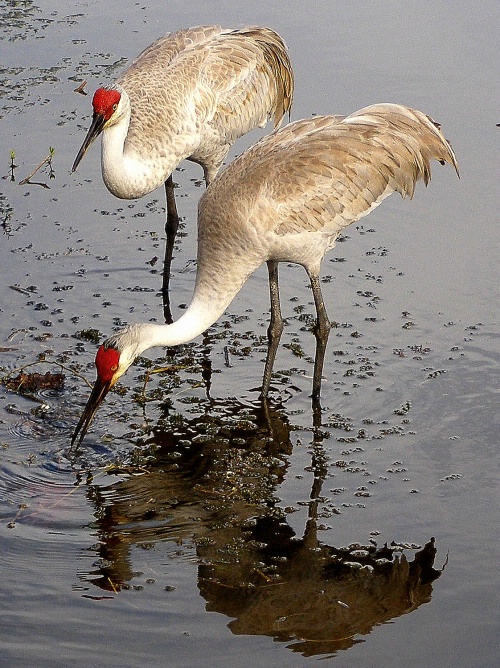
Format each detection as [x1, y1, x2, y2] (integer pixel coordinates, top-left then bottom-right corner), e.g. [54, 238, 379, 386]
[72, 87, 122, 172]
[71, 323, 165, 447]
[71, 336, 134, 447]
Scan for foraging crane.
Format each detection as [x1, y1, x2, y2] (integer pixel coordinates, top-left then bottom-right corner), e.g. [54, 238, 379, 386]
[71, 25, 294, 323]
[71, 103, 459, 446]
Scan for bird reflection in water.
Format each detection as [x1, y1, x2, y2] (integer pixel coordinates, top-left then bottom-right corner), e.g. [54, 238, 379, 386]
[78, 397, 444, 657]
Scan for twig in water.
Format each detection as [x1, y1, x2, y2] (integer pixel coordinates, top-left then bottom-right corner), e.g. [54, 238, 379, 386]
[74, 80, 88, 95]
[9, 285, 32, 296]
[139, 364, 186, 400]
[19, 147, 55, 187]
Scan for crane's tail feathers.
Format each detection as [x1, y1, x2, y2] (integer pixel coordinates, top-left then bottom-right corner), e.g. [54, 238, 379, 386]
[238, 26, 295, 128]
[346, 104, 459, 199]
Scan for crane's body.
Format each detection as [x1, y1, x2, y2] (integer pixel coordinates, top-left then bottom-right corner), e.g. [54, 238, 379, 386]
[72, 103, 459, 446]
[72, 25, 294, 321]
[74, 25, 294, 198]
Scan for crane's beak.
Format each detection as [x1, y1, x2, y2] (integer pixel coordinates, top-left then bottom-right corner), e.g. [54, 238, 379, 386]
[71, 376, 112, 447]
[72, 111, 106, 173]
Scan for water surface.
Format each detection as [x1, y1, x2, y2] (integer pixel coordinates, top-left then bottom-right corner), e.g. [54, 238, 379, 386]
[1, 1, 498, 666]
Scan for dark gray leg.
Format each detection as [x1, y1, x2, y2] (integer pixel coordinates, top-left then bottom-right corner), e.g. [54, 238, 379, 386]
[308, 272, 331, 398]
[261, 260, 284, 397]
[162, 174, 179, 324]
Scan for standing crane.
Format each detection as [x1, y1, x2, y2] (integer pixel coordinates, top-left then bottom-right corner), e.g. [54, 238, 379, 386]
[71, 25, 294, 323]
[71, 103, 459, 446]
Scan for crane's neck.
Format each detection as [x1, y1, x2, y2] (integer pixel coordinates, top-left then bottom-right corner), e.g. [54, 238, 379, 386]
[135, 298, 222, 354]
[127, 266, 251, 361]
[100, 88, 180, 199]
[110, 201, 266, 367]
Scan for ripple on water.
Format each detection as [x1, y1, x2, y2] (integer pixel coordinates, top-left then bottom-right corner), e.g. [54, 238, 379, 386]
[0, 453, 86, 533]
[5, 414, 51, 441]
[2, 386, 79, 449]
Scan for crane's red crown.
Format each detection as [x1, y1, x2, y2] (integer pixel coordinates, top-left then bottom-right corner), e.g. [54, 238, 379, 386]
[92, 88, 121, 120]
[96, 345, 120, 383]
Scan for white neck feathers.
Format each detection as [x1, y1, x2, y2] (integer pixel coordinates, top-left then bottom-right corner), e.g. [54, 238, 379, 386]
[100, 89, 177, 199]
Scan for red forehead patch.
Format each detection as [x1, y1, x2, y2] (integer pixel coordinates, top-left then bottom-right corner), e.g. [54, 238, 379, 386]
[95, 345, 120, 383]
[92, 87, 121, 118]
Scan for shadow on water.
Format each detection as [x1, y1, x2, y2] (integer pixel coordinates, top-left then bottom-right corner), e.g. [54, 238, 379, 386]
[77, 396, 443, 657]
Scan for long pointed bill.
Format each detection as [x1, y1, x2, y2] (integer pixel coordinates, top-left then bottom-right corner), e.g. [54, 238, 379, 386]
[72, 111, 107, 173]
[71, 376, 112, 447]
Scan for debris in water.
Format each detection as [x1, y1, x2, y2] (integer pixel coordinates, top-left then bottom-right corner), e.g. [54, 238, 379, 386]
[3, 371, 65, 394]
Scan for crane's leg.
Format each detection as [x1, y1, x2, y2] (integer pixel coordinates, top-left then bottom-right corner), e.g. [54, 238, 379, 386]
[162, 174, 180, 324]
[261, 260, 284, 397]
[308, 272, 331, 399]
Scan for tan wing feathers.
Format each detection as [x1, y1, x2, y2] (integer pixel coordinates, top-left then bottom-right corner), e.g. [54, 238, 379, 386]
[349, 104, 459, 176]
[202, 27, 293, 136]
[235, 27, 294, 125]
[116, 25, 294, 166]
[213, 104, 457, 238]
[119, 26, 224, 79]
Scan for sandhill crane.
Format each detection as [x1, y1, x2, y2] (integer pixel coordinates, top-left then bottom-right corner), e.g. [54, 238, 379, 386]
[71, 103, 459, 446]
[71, 25, 294, 323]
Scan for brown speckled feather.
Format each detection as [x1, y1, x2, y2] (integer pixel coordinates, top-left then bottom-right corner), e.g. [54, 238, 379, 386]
[204, 104, 458, 238]
[196, 104, 458, 302]
[117, 26, 294, 180]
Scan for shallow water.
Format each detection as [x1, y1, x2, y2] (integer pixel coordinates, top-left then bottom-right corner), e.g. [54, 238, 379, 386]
[0, 1, 498, 666]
